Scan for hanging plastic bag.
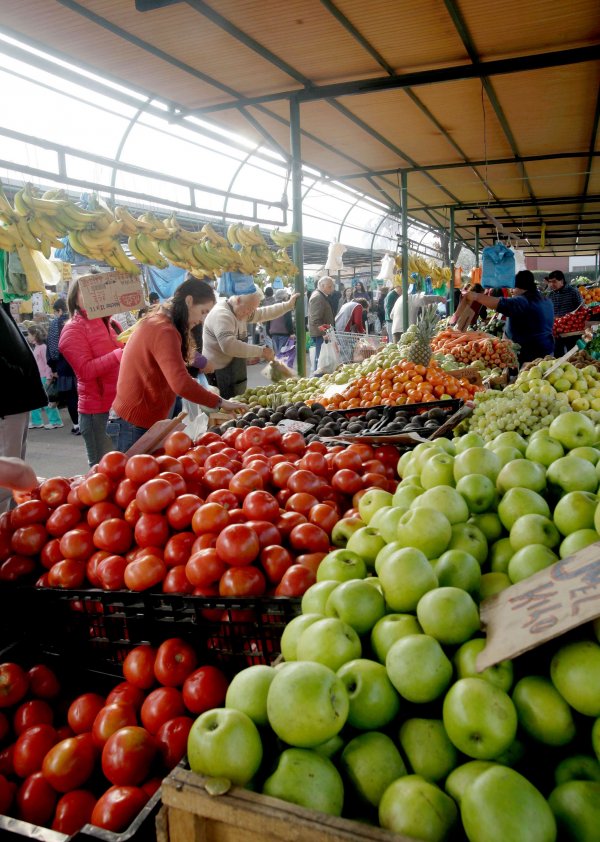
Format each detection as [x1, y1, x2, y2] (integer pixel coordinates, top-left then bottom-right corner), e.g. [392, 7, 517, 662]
[261, 359, 297, 382]
[315, 335, 342, 375]
[277, 338, 297, 369]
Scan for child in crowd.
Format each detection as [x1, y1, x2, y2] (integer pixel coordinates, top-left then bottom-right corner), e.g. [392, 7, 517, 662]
[27, 325, 63, 430]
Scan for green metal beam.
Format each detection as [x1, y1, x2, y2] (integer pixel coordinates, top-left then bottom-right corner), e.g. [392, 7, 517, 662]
[290, 97, 307, 378]
[401, 172, 409, 333]
[410, 194, 600, 213]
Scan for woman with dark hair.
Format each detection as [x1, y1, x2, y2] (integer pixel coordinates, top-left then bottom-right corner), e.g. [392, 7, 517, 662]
[59, 279, 123, 466]
[108, 278, 245, 452]
[464, 270, 554, 365]
[353, 280, 371, 303]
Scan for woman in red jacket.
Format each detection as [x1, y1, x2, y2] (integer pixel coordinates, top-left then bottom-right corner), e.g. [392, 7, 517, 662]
[59, 280, 123, 467]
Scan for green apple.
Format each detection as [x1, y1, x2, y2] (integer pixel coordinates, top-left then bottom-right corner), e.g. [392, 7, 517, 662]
[378, 547, 438, 612]
[555, 754, 600, 785]
[456, 474, 497, 513]
[551, 641, 600, 717]
[431, 549, 481, 595]
[325, 579, 385, 635]
[479, 571, 512, 599]
[346, 527, 386, 570]
[443, 678, 517, 759]
[508, 544, 558, 583]
[262, 748, 344, 816]
[412, 485, 469, 524]
[525, 435, 565, 467]
[489, 536, 515, 573]
[447, 522, 488, 564]
[445, 760, 497, 804]
[468, 512, 504, 542]
[547, 455, 599, 494]
[453, 638, 514, 692]
[461, 766, 557, 842]
[420, 453, 456, 489]
[187, 708, 263, 785]
[553, 490, 598, 535]
[312, 734, 344, 759]
[397, 507, 452, 559]
[379, 775, 458, 841]
[510, 514, 560, 551]
[370, 613, 423, 663]
[281, 613, 324, 661]
[358, 488, 393, 524]
[316, 549, 367, 582]
[433, 436, 456, 455]
[399, 718, 458, 782]
[489, 445, 525, 468]
[594, 717, 600, 762]
[495, 737, 526, 768]
[498, 487, 550, 530]
[266, 661, 348, 747]
[455, 432, 485, 452]
[549, 411, 597, 450]
[559, 528, 600, 558]
[386, 634, 452, 703]
[392, 484, 425, 510]
[337, 658, 400, 730]
[301, 581, 339, 615]
[454, 447, 502, 483]
[397, 450, 415, 477]
[569, 445, 600, 464]
[225, 665, 276, 727]
[340, 732, 406, 808]
[492, 431, 528, 453]
[548, 780, 600, 842]
[331, 515, 365, 548]
[512, 675, 576, 746]
[412, 443, 445, 473]
[374, 540, 403, 575]
[496, 459, 547, 494]
[416, 587, 480, 645]
[296, 617, 361, 671]
[368, 506, 407, 543]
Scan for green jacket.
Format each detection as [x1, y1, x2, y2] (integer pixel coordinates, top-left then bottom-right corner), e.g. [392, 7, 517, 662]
[384, 289, 399, 321]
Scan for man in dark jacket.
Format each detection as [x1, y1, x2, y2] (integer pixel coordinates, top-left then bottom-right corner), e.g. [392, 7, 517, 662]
[0, 302, 47, 512]
[308, 276, 335, 372]
[547, 270, 584, 355]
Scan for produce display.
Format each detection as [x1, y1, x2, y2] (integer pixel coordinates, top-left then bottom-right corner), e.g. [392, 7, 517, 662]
[553, 309, 587, 335]
[0, 639, 228, 833]
[430, 329, 519, 368]
[182, 415, 600, 841]
[579, 283, 598, 300]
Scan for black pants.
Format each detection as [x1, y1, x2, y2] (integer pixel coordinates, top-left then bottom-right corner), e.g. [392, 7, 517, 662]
[214, 357, 248, 399]
[58, 388, 78, 426]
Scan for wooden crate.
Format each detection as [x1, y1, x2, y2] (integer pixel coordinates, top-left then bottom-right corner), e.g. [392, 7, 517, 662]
[158, 767, 411, 842]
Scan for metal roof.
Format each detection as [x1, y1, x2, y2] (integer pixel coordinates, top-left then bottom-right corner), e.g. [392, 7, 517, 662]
[1, 0, 599, 256]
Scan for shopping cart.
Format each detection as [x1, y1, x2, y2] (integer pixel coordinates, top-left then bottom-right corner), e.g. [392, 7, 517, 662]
[326, 327, 387, 364]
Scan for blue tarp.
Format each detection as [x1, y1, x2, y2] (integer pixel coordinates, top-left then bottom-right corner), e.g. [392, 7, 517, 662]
[145, 264, 187, 300]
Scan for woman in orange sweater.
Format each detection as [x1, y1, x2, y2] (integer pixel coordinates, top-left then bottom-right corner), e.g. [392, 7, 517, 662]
[108, 278, 245, 452]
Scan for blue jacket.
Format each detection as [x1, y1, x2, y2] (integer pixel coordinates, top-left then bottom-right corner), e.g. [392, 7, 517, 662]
[497, 294, 554, 362]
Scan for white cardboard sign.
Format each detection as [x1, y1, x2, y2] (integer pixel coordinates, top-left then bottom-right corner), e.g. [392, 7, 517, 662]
[78, 272, 144, 319]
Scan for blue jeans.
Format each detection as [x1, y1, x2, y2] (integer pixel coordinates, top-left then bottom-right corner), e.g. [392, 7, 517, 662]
[271, 334, 289, 355]
[79, 412, 113, 468]
[106, 415, 148, 454]
[312, 336, 324, 371]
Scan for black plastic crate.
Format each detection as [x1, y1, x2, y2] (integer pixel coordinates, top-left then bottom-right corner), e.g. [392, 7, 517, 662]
[331, 398, 461, 418]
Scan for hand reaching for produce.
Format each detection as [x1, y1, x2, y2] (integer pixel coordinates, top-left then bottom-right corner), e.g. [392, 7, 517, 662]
[262, 346, 275, 362]
[220, 398, 247, 414]
[0, 457, 38, 492]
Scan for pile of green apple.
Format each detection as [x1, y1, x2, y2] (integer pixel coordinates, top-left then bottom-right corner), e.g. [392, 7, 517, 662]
[184, 410, 600, 842]
[516, 360, 600, 418]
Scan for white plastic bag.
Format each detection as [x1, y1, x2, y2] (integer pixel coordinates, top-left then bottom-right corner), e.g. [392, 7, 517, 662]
[182, 410, 209, 440]
[315, 338, 342, 374]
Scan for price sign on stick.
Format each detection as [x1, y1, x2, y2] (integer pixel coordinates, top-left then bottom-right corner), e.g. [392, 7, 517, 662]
[477, 543, 600, 671]
[78, 272, 144, 319]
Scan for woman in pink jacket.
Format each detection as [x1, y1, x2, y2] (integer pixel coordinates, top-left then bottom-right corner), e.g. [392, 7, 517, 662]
[59, 279, 123, 467]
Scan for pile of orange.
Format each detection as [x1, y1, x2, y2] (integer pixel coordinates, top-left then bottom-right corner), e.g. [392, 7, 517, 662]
[313, 360, 483, 410]
[581, 286, 600, 304]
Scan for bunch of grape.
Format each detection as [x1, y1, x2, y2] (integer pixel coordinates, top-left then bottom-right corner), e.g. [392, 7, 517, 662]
[457, 388, 571, 440]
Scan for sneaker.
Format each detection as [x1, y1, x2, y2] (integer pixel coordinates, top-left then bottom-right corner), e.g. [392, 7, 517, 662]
[71, 425, 81, 436]
[44, 423, 64, 429]
[28, 423, 43, 429]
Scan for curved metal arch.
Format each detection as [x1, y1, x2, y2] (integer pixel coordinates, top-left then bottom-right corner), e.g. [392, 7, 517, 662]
[369, 214, 395, 283]
[223, 144, 260, 222]
[337, 193, 363, 243]
[109, 97, 153, 203]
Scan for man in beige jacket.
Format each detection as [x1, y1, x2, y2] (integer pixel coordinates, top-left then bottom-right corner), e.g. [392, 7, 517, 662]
[203, 290, 299, 398]
[308, 276, 335, 372]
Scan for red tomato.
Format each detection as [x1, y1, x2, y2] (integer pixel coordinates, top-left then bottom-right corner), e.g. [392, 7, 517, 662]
[164, 430, 193, 458]
[155, 716, 193, 769]
[59, 528, 94, 561]
[167, 494, 203, 530]
[237, 426, 265, 450]
[203, 467, 234, 492]
[124, 554, 167, 591]
[185, 549, 227, 588]
[271, 462, 295, 489]
[17, 771, 57, 824]
[134, 513, 170, 548]
[10, 499, 50, 528]
[48, 559, 86, 589]
[159, 471, 188, 497]
[0, 663, 29, 708]
[162, 565, 193, 594]
[124, 500, 142, 526]
[244, 459, 271, 485]
[0, 773, 16, 815]
[0, 554, 36, 581]
[219, 566, 266, 597]
[260, 545, 294, 584]
[87, 501, 122, 529]
[98, 451, 129, 481]
[92, 703, 137, 749]
[191, 502, 229, 536]
[136, 478, 176, 514]
[156, 455, 184, 474]
[39, 477, 71, 508]
[276, 510, 307, 537]
[333, 450, 363, 472]
[362, 472, 389, 490]
[86, 551, 109, 587]
[362, 459, 387, 476]
[0, 711, 8, 742]
[14, 700, 53, 735]
[13, 724, 58, 778]
[227, 508, 247, 524]
[77, 473, 112, 506]
[296, 552, 327, 575]
[114, 478, 138, 509]
[67, 693, 105, 735]
[0, 745, 14, 776]
[90, 785, 148, 832]
[154, 638, 197, 687]
[262, 426, 282, 446]
[373, 445, 401, 468]
[285, 492, 319, 516]
[275, 564, 316, 596]
[229, 468, 263, 500]
[306, 441, 327, 454]
[298, 452, 329, 477]
[52, 789, 97, 834]
[106, 682, 145, 711]
[289, 522, 330, 554]
[196, 432, 221, 446]
[244, 520, 281, 551]
[42, 734, 97, 792]
[177, 455, 200, 481]
[287, 470, 322, 496]
[182, 666, 229, 715]
[163, 532, 195, 567]
[125, 455, 160, 485]
[205, 489, 238, 511]
[215, 524, 259, 566]
[94, 518, 133, 554]
[11, 523, 48, 556]
[331, 469, 363, 495]
[204, 452, 230, 470]
[309, 503, 339, 534]
[101, 726, 156, 786]
[191, 533, 217, 553]
[281, 431, 306, 455]
[123, 646, 157, 690]
[347, 442, 375, 462]
[96, 555, 128, 590]
[242, 490, 280, 522]
[140, 687, 185, 735]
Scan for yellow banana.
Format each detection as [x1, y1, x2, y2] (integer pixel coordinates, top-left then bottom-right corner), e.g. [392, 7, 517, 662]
[137, 233, 168, 268]
[15, 218, 41, 251]
[13, 190, 32, 218]
[114, 207, 140, 236]
[77, 229, 115, 251]
[111, 242, 141, 274]
[167, 237, 194, 263]
[237, 246, 257, 274]
[227, 223, 241, 246]
[68, 231, 90, 257]
[158, 239, 180, 263]
[128, 235, 148, 265]
[0, 224, 21, 251]
[42, 188, 67, 200]
[200, 223, 228, 247]
[61, 202, 104, 226]
[0, 183, 16, 223]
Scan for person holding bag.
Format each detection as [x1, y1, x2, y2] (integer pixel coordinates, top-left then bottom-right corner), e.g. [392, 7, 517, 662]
[26, 325, 63, 430]
[308, 276, 335, 372]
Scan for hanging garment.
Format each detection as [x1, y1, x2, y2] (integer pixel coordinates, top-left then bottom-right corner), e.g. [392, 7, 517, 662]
[481, 243, 516, 289]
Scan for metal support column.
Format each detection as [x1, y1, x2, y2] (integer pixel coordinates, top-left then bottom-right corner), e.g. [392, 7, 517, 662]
[475, 228, 480, 268]
[401, 171, 409, 334]
[596, 251, 599, 282]
[449, 206, 455, 315]
[290, 96, 306, 376]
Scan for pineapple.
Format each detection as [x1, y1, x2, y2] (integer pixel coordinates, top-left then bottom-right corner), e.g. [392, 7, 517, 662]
[406, 304, 439, 367]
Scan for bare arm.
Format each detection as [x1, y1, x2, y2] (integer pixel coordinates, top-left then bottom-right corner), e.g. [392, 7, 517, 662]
[465, 291, 502, 310]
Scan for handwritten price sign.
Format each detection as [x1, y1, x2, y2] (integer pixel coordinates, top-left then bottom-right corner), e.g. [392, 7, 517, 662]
[477, 544, 600, 671]
[78, 272, 144, 319]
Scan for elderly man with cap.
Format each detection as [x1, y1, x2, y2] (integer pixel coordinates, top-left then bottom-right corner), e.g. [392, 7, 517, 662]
[547, 270, 583, 355]
[203, 289, 299, 398]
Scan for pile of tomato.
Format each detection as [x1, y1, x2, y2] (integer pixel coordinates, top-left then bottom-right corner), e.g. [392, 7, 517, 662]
[0, 428, 399, 599]
[0, 637, 228, 834]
